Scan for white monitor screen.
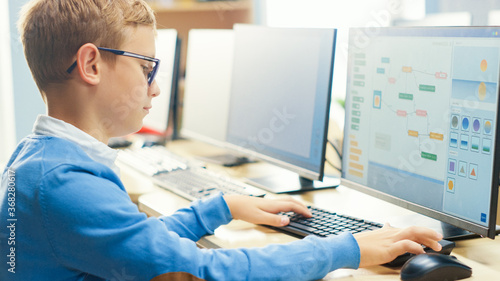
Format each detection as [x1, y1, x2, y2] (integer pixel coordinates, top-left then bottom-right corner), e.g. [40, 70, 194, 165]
[226, 24, 336, 181]
[142, 29, 178, 134]
[181, 29, 234, 147]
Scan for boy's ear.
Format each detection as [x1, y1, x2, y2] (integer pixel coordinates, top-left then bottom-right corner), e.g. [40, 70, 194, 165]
[76, 43, 101, 85]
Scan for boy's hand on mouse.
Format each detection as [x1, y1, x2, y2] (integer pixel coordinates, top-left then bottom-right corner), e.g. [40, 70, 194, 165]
[354, 223, 443, 268]
[223, 195, 312, 227]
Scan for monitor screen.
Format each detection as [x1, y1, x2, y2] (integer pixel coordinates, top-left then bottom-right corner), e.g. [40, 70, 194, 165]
[225, 24, 338, 193]
[142, 29, 179, 135]
[181, 29, 234, 148]
[342, 27, 500, 239]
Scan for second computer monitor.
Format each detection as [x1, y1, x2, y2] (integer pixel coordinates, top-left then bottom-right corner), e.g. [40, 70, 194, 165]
[342, 27, 500, 239]
[225, 24, 338, 193]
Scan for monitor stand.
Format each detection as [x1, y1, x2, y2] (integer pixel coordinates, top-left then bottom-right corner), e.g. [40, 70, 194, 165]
[246, 172, 340, 194]
[436, 222, 500, 240]
[197, 154, 256, 167]
[389, 213, 500, 240]
[440, 222, 481, 240]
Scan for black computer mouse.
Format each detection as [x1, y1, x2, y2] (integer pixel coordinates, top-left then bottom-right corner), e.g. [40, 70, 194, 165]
[400, 253, 472, 281]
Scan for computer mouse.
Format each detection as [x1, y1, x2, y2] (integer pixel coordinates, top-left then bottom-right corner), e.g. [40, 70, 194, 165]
[400, 253, 472, 281]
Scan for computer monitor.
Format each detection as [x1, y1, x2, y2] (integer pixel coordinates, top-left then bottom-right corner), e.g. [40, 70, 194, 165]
[342, 26, 500, 239]
[182, 29, 233, 147]
[142, 29, 180, 137]
[225, 24, 339, 193]
[181, 29, 253, 167]
[180, 29, 232, 154]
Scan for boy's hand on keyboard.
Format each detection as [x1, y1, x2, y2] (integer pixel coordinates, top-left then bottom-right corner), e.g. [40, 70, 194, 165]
[224, 195, 312, 227]
[353, 223, 443, 268]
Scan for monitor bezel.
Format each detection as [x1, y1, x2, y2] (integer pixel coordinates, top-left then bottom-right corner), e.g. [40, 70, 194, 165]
[341, 26, 500, 239]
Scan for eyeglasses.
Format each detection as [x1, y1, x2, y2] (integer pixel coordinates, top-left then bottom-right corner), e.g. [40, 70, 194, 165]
[66, 47, 161, 86]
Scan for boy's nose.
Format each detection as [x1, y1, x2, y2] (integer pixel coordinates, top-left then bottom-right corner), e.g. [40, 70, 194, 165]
[149, 80, 160, 97]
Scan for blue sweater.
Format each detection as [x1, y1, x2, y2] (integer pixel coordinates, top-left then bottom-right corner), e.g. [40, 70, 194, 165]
[0, 135, 360, 281]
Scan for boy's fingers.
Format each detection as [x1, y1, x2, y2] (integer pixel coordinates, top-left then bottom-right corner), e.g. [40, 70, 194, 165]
[268, 200, 312, 217]
[383, 226, 442, 256]
[254, 211, 290, 227]
[396, 226, 443, 251]
[391, 240, 426, 257]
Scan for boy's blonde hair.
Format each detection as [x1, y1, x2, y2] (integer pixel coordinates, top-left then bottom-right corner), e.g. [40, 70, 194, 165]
[18, 0, 156, 91]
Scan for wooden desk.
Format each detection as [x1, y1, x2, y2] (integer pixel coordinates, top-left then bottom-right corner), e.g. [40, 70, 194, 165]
[121, 139, 500, 280]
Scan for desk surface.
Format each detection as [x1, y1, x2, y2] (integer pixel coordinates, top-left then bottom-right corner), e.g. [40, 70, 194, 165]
[120, 139, 500, 280]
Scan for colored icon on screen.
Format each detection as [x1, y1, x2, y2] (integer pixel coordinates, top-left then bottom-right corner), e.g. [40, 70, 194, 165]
[478, 82, 487, 101]
[469, 163, 478, 180]
[472, 118, 481, 133]
[471, 136, 480, 152]
[460, 134, 468, 150]
[447, 177, 455, 193]
[484, 120, 492, 135]
[451, 115, 459, 130]
[373, 91, 381, 109]
[462, 116, 470, 131]
[450, 132, 458, 148]
[448, 159, 457, 174]
[482, 138, 492, 154]
[480, 59, 487, 72]
[458, 161, 467, 177]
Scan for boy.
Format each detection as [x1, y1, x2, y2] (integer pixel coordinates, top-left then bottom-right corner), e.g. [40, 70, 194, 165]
[0, 0, 442, 280]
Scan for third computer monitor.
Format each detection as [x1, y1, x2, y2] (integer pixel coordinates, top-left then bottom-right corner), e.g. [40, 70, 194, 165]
[143, 29, 179, 136]
[181, 29, 234, 148]
[342, 26, 500, 239]
[225, 24, 338, 193]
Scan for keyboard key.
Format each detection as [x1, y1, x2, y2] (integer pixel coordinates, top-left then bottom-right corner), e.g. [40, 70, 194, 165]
[288, 222, 318, 233]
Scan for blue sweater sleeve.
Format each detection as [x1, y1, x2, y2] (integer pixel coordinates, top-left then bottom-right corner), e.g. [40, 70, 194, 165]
[157, 193, 232, 241]
[40, 165, 360, 281]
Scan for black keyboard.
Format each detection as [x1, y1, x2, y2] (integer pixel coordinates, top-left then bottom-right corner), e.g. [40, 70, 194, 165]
[152, 168, 266, 201]
[277, 206, 457, 268]
[275, 206, 383, 238]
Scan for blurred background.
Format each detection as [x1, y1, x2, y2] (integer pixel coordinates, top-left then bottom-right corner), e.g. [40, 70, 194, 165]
[2, 0, 500, 164]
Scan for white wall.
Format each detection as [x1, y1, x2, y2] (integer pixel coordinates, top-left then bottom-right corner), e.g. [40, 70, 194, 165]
[8, 0, 45, 144]
[261, 0, 424, 102]
[0, 0, 16, 165]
